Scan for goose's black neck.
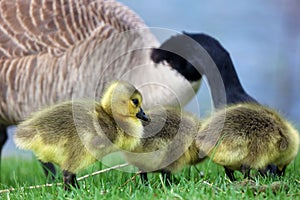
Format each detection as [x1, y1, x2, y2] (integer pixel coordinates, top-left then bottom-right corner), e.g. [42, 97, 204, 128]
[206, 52, 257, 109]
[151, 33, 257, 109]
[184, 33, 258, 108]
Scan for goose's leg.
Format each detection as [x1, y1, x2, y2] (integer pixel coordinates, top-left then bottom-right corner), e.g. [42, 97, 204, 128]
[63, 170, 79, 190]
[224, 167, 236, 181]
[0, 125, 8, 179]
[40, 161, 56, 181]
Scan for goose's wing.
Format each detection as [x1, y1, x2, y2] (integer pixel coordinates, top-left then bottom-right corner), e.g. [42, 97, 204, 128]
[0, 0, 145, 59]
[0, 0, 154, 122]
[0, 0, 199, 123]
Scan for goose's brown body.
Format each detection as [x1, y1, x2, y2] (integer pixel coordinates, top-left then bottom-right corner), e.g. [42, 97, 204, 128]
[0, 0, 200, 176]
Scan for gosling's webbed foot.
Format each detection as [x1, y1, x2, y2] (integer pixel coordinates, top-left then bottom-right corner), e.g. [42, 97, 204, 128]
[63, 170, 79, 190]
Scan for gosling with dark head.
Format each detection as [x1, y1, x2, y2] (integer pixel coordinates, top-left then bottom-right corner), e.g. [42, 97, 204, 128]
[196, 103, 299, 181]
[14, 81, 149, 189]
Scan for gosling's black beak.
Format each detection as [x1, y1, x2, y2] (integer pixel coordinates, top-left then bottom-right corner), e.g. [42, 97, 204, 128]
[136, 108, 149, 121]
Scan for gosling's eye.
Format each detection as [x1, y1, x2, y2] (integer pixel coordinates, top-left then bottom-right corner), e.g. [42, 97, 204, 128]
[132, 99, 139, 106]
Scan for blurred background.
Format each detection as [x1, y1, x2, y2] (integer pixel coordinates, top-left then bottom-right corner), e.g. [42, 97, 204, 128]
[3, 0, 300, 156]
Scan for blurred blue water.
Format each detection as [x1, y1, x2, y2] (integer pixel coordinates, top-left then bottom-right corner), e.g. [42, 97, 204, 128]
[3, 0, 300, 156]
[118, 0, 300, 119]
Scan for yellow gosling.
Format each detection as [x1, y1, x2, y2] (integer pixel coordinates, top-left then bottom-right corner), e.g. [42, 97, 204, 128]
[196, 103, 300, 181]
[14, 81, 149, 189]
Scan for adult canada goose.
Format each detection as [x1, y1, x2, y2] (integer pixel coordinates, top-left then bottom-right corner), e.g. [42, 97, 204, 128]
[196, 103, 299, 181]
[14, 81, 149, 189]
[151, 33, 299, 180]
[0, 0, 200, 178]
[123, 106, 203, 184]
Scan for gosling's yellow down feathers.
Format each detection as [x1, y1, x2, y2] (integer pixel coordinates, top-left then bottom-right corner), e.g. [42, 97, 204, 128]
[14, 81, 148, 174]
[124, 106, 203, 174]
[196, 103, 299, 179]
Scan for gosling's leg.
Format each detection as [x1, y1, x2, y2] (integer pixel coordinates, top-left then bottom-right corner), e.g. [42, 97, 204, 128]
[259, 164, 287, 177]
[241, 164, 250, 179]
[259, 164, 278, 177]
[224, 167, 235, 181]
[63, 170, 79, 190]
[277, 165, 286, 176]
[139, 171, 149, 185]
[138, 170, 173, 186]
[40, 161, 56, 181]
[161, 170, 172, 186]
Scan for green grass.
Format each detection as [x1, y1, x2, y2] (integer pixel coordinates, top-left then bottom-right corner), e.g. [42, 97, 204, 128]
[0, 154, 299, 200]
